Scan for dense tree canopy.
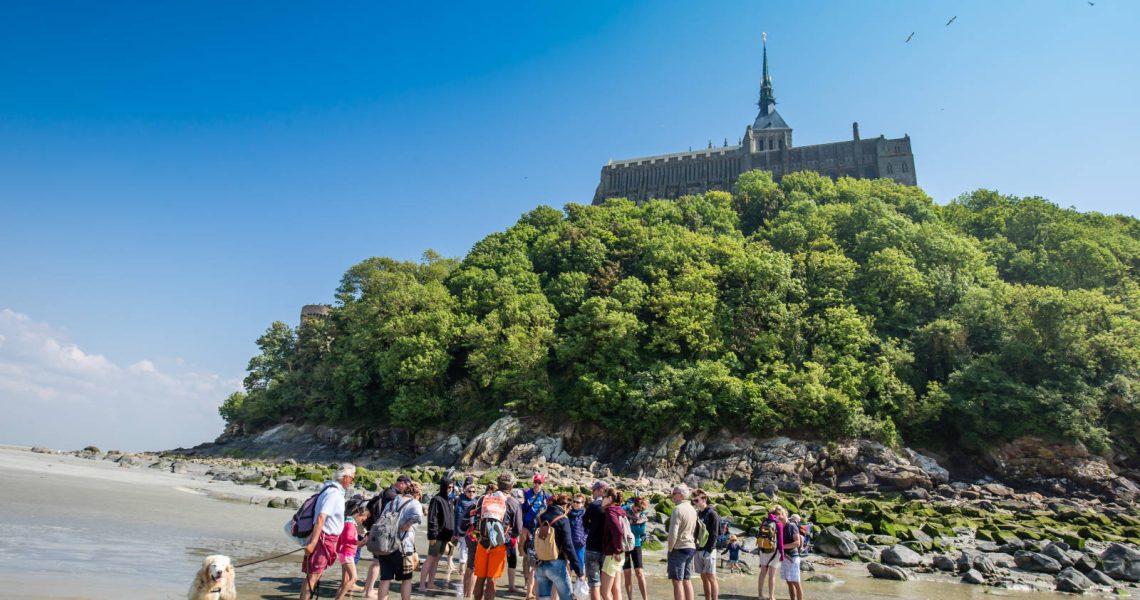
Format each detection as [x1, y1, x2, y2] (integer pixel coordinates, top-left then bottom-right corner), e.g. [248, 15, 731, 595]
[221, 171, 1140, 457]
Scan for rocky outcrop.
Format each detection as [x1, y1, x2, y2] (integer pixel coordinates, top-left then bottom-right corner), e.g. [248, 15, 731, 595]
[984, 436, 1138, 503]
[456, 418, 950, 495]
[177, 417, 1137, 503]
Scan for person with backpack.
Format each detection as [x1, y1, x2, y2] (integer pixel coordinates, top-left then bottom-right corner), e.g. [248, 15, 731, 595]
[361, 474, 411, 597]
[521, 473, 550, 600]
[754, 507, 780, 600]
[300, 463, 356, 600]
[582, 480, 609, 600]
[666, 484, 697, 600]
[599, 488, 627, 600]
[622, 496, 649, 600]
[691, 490, 720, 600]
[472, 472, 523, 600]
[533, 494, 582, 600]
[362, 481, 423, 600]
[455, 482, 479, 598]
[775, 507, 802, 600]
[419, 472, 456, 593]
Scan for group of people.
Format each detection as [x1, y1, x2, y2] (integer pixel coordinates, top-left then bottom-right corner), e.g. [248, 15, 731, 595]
[297, 464, 810, 600]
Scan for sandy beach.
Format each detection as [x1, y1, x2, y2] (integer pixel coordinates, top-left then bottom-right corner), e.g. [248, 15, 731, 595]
[0, 446, 1074, 599]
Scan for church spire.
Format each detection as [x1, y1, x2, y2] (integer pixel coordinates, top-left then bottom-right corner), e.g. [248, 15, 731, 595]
[759, 32, 776, 116]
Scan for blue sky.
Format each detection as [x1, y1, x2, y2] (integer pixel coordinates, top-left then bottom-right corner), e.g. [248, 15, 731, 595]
[1, 0, 1137, 450]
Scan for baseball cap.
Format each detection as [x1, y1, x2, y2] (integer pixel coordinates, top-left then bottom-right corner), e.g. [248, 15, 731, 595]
[592, 480, 609, 491]
[396, 475, 412, 484]
[533, 473, 545, 483]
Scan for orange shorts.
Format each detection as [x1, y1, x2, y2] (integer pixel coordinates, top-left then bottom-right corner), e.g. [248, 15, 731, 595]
[474, 544, 507, 579]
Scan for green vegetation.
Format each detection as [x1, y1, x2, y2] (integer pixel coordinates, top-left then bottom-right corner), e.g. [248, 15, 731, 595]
[220, 171, 1140, 456]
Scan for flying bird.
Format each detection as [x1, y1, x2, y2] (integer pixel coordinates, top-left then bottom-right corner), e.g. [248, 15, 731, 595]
[905, 32, 915, 43]
[946, 16, 957, 26]
[1088, 1, 1095, 5]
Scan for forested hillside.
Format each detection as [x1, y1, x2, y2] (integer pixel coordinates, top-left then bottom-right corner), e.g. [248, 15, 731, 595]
[220, 171, 1140, 458]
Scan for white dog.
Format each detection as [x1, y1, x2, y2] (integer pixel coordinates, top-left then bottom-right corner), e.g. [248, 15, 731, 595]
[188, 554, 237, 600]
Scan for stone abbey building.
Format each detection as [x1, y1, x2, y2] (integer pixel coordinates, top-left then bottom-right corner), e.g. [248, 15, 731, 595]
[593, 38, 917, 204]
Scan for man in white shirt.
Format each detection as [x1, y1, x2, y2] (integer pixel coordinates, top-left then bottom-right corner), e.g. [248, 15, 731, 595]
[301, 463, 356, 600]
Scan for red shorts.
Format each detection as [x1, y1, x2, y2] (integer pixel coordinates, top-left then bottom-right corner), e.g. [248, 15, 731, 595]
[474, 544, 507, 579]
[303, 532, 339, 575]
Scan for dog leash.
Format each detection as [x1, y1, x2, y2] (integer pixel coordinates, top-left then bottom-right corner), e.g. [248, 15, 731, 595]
[233, 546, 304, 569]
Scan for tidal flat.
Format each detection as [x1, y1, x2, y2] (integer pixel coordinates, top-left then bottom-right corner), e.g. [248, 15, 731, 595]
[0, 446, 1081, 599]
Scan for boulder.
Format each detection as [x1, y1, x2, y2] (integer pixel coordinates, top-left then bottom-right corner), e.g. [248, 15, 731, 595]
[867, 562, 909, 581]
[1042, 543, 1074, 568]
[881, 545, 923, 568]
[1100, 543, 1140, 582]
[806, 573, 841, 583]
[961, 569, 986, 585]
[276, 479, 299, 492]
[1055, 567, 1094, 593]
[1013, 551, 1063, 574]
[1073, 553, 1098, 573]
[1087, 569, 1117, 586]
[958, 549, 996, 574]
[814, 526, 858, 558]
[932, 555, 957, 572]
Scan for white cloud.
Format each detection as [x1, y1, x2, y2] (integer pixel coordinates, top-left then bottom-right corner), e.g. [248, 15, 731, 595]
[0, 308, 240, 452]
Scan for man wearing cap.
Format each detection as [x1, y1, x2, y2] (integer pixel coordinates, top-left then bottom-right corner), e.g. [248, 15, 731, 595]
[667, 484, 697, 600]
[582, 480, 609, 600]
[521, 473, 550, 600]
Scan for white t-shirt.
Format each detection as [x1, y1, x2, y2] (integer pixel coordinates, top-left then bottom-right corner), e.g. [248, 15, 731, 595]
[316, 481, 347, 535]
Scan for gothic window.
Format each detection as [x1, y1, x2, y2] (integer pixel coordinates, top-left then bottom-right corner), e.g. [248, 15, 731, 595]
[902, 162, 908, 173]
[887, 163, 894, 174]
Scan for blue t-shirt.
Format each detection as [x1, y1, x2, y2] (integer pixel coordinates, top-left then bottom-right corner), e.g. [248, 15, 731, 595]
[522, 488, 549, 528]
[728, 542, 741, 561]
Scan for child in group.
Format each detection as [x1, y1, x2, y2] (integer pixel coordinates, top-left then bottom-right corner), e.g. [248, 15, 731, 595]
[334, 500, 370, 600]
[725, 535, 744, 573]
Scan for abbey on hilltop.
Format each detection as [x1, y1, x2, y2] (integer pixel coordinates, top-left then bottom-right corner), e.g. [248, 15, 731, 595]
[593, 36, 917, 204]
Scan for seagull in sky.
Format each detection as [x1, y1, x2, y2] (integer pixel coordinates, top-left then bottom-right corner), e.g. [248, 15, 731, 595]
[946, 16, 957, 26]
[905, 32, 914, 43]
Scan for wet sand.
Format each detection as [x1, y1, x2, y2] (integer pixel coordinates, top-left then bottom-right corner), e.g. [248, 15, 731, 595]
[0, 446, 1074, 599]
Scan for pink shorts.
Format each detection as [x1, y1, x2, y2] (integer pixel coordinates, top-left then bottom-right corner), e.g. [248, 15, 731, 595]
[338, 546, 357, 565]
[303, 533, 339, 575]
